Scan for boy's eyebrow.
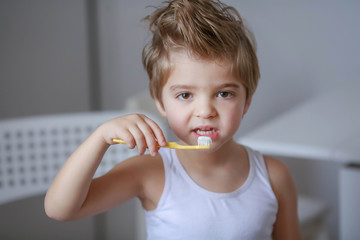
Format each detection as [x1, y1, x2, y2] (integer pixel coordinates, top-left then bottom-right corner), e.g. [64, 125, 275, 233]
[169, 83, 241, 92]
[169, 85, 195, 92]
[217, 83, 241, 89]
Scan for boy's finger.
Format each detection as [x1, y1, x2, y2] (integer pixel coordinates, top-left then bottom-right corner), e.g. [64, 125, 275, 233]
[143, 116, 166, 146]
[128, 126, 147, 155]
[119, 130, 136, 149]
[136, 121, 159, 156]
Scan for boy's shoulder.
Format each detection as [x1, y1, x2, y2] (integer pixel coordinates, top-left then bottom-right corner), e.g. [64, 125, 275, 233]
[118, 153, 165, 209]
[264, 155, 292, 187]
[263, 155, 297, 201]
[106, 153, 164, 187]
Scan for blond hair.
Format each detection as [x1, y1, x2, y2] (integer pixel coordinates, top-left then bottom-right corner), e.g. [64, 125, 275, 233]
[142, 0, 260, 103]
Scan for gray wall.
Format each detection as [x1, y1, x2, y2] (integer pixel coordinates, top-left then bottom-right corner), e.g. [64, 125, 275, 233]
[0, 0, 90, 119]
[0, 1, 93, 239]
[1, 0, 359, 239]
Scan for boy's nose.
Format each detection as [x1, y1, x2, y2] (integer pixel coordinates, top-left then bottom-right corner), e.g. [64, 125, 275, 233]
[194, 100, 217, 119]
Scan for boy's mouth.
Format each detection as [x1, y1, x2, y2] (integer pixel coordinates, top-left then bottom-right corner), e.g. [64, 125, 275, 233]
[196, 129, 216, 135]
[193, 127, 219, 139]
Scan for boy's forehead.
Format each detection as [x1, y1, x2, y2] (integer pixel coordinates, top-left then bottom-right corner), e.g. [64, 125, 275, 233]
[158, 50, 246, 92]
[165, 66, 243, 89]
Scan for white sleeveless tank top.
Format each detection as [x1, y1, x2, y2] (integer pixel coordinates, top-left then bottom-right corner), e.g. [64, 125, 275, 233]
[144, 146, 278, 240]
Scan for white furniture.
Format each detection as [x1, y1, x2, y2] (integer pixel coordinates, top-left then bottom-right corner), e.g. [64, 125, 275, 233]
[0, 111, 132, 205]
[238, 83, 360, 240]
[0, 111, 162, 239]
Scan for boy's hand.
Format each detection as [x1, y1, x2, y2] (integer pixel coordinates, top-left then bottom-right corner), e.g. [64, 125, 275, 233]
[98, 114, 166, 156]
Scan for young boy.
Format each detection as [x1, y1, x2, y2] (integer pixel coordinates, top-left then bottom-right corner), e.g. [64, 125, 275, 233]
[45, 0, 302, 239]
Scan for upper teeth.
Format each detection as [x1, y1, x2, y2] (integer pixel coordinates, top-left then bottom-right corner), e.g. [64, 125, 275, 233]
[196, 129, 215, 135]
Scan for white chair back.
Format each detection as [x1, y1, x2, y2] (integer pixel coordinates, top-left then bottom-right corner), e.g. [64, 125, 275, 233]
[0, 111, 161, 205]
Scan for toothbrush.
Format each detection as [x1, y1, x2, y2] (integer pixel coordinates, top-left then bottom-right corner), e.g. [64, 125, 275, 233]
[112, 136, 212, 149]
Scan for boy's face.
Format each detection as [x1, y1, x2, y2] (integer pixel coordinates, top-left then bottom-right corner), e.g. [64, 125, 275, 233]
[155, 51, 251, 151]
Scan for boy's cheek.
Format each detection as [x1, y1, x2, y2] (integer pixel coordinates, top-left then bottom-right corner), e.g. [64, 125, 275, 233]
[167, 115, 187, 136]
[168, 116, 183, 130]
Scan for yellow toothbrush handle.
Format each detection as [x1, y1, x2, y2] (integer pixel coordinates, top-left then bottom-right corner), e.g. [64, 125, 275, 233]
[165, 142, 210, 149]
[112, 139, 210, 149]
[112, 139, 126, 144]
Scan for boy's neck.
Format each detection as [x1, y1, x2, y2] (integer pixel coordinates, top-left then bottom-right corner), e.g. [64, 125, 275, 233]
[175, 139, 249, 194]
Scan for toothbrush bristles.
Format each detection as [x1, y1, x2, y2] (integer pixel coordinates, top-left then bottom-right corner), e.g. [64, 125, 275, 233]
[197, 136, 212, 147]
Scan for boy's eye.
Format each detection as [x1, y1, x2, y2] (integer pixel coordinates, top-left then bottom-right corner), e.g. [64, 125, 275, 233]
[217, 91, 233, 98]
[178, 92, 192, 100]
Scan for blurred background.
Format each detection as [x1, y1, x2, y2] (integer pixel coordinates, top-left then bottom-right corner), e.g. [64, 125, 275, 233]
[1, 0, 359, 239]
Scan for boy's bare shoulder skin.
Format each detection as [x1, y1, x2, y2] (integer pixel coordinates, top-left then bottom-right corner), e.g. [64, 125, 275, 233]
[264, 155, 302, 240]
[106, 153, 165, 211]
[264, 155, 294, 193]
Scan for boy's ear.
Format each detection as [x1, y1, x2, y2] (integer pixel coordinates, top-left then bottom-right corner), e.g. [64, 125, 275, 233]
[155, 99, 167, 117]
[243, 97, 252, 116]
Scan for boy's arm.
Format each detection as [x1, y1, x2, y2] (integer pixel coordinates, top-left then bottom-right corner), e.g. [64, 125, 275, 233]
[44, 114, 166, 221]
[265, 155, 302, 240]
